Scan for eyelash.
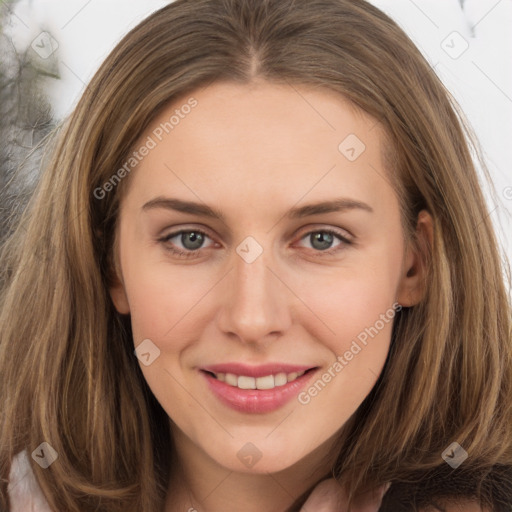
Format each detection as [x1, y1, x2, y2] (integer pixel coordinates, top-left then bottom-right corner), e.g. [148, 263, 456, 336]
[158, 227, 353, 259]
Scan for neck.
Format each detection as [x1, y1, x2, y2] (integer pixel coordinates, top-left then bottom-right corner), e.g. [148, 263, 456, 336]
[164, 426, 338, 512]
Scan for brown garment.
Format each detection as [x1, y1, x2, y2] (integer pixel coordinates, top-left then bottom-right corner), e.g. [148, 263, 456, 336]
[379, 465, 512, 512]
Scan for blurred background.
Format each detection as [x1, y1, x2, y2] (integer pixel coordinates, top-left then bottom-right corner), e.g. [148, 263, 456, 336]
[1, 0, 511, 268]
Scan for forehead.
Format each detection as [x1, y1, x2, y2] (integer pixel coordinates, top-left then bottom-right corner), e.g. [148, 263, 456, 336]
[122, 81, 396, 218]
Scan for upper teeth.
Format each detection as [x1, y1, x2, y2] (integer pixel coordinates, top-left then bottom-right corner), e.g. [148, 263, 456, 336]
[214, 371, 306, 390]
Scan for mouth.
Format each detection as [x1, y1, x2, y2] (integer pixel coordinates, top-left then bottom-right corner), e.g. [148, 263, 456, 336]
[201, 368, 317, 390]
[199, 363, 319, 413]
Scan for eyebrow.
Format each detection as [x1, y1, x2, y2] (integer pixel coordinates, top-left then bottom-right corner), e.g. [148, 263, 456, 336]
[142, 196, 373, 221]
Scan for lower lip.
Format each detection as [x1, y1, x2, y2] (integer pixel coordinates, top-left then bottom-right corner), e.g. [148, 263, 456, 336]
[201, 369, 317, 414]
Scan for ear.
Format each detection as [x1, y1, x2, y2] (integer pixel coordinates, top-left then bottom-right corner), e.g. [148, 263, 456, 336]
[108, 251, 130, 314]
[396, 209, 433, 307]
[107, 230, 131, 314]
[110, 277, 131, 315]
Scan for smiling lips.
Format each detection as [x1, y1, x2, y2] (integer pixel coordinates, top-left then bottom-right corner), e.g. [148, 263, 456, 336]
[200, 363, 318, 413]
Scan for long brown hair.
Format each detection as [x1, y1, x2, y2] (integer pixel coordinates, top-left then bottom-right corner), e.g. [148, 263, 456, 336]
[1, 0, 511, 510]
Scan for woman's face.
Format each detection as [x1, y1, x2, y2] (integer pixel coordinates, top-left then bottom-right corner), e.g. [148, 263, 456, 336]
[110, 81, 421, 474]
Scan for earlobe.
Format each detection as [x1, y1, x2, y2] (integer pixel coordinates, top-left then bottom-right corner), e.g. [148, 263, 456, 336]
[108, 234, 131, 314]
[109, 275, 131, 315]
[396, 209, 433, 307]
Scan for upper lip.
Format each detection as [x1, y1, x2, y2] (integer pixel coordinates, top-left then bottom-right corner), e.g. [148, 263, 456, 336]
[201, 363, 317, 378]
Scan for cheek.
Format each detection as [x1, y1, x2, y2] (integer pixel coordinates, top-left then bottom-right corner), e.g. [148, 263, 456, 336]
[121, 244, 214, 347]
[294, 267, 398, 423]
[292, 255, 401, 357]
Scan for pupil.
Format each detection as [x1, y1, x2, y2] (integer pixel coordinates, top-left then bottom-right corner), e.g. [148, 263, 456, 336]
[311, 232, 333, 251]
[182, 232, 204, 250]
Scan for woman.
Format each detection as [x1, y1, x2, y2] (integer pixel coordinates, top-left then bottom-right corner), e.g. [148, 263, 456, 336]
[1, 0, 511, 510]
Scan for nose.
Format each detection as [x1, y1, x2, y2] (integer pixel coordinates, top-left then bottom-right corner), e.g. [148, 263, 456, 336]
[216, 245, 292, 346]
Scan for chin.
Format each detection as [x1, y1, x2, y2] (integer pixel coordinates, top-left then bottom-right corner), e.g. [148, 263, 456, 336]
[210, 443, 308, 475]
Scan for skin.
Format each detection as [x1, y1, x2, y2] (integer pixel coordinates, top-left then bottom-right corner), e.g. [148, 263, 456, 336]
[110, 81, 433, 512]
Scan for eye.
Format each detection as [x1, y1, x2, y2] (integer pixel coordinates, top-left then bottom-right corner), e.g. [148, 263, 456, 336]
[158, 226, 353, 260]
[158, 229, 216, 258]
[296, 228, 352, 255]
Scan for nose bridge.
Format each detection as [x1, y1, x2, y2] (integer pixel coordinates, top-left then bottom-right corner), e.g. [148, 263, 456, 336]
[216, 239, 291, 343]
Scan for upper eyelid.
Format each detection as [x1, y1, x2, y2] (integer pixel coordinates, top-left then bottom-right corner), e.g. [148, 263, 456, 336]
[295, 224, 354, 242]
[160, 226, 217, 243]
[294, 229, 353, 250]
